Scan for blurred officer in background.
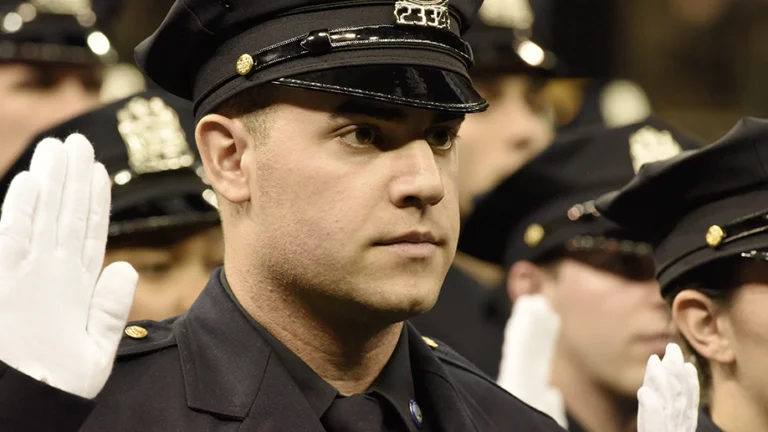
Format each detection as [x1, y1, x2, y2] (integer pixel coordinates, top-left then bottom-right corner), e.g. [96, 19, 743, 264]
[0, 90, 222, 321]
[409, 0, 559, 376]
[529, 0, 652, 132]
[459, 117, 702, 430]
[0, 0, 118, 176]
[599, 118, 768, 432]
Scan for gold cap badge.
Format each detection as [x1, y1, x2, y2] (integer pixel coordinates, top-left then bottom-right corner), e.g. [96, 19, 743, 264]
[524, 223, 545, 248]
[116, 96, 195, 176]
[394, 0, 451, 30]
[705, 225, 726, 248]
[629, 126, 684, 174]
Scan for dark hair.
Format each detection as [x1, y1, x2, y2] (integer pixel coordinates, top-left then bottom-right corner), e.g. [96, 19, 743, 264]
[665, 257, 744, 403]
[215, 84, 277, 139]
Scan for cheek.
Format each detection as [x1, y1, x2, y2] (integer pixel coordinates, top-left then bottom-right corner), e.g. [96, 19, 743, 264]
[554, 270, 642, 342]
[729, 286, 768, 367]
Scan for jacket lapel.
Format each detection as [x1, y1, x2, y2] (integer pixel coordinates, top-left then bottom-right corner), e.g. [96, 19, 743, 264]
[175, 268, 324, 430]
[406, 323, 487, 432]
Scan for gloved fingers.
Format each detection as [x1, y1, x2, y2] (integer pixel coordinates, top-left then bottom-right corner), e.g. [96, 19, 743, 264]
[28, 138, 67, 250]
[499, 294, 560, 390]
[0, 171, 39, 266]
[662, 343, 685, 366]
[86, 261, 137, 356]
[684, 362, 701, 429]
[56, 134, 95, 255]
[642, 354, 663, 391]
[637, 386, 667, 432]
[83, 163, 112, 276]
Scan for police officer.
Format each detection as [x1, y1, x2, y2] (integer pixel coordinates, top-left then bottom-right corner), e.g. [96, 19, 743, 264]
[458, 117, 702, 431]
[409, 0, 559, 377]
[0, 0, 565, 430]
[598, 117, 768, 432]
[0, 90, 222, 322]
[528, 0, 652, 132]
[0, 0, 116, 176]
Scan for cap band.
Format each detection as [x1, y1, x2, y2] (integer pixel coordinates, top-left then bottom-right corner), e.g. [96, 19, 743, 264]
[194, 24, 474, 114]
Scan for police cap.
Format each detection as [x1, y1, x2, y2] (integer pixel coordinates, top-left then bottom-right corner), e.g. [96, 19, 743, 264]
[597, 117, 768, 298]
[134, 0, 488, 119]
[2, 90, 218, 239]
[459, 117, 702, 269]
[464, 0, 558, 76]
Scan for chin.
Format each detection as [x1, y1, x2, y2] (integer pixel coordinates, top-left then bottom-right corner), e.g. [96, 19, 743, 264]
[357, 278, 442, 322]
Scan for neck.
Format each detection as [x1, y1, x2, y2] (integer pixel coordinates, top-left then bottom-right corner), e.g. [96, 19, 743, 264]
[551, 350, 638, 432]
[710, 376, 768, 432]
[225, 263, 402, 396]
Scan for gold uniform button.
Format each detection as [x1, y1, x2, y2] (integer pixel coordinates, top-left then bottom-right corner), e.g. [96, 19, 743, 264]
[125, 325, 148, 340]
[236, 54, 255, 76]
[705, 225, 726, 248]
[524, 223, 545, 248]
[422, 336, 439, 349]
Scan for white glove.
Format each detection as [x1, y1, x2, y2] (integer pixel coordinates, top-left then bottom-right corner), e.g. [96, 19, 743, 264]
[0, 134, 138, 399]
[497, 295, 568, 429]
[637, 343, 700, 432]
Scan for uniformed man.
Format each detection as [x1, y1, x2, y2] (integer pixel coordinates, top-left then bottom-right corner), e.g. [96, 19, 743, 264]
[0, 0, 116, 176]
[597, 117, 768, 432]
[458, 117, 702, 431]
[409, 0, 559, 378]
[0, 0, 565, 430]
[0, 89, 222, 321]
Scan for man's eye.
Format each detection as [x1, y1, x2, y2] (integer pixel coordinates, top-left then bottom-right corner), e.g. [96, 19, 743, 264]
[339, 126, 382, 147]
[426, 128, 459, 150]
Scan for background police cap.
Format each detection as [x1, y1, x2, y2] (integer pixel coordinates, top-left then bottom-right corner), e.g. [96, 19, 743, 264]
[528, 0, 616, 78]
[0, 0, 117, 64]
[1, 89, 218, 239]
[597, 117, 768, 298]
[134, 0, 488, 119]
[458, 116, 703, 268]
[464, 0, 558, 76]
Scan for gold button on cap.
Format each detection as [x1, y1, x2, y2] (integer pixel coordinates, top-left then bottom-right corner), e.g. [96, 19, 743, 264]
[236, 54, 255, 76]
[524, 223, 545, 248]
[705, 225, 726, 248]
[125, 325, 148, 340]
[422, 336, 438, 349]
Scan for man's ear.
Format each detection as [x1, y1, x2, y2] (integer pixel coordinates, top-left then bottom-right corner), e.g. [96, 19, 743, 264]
[673, 289, 735, 365]
[507, 260, 550, 302]
[195, 114, 252, 204]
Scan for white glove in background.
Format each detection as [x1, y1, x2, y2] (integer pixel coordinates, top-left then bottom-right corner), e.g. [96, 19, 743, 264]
[497, 295, 568, 429]
[0, 134, 138, 399]
[637, 343, 700, 432]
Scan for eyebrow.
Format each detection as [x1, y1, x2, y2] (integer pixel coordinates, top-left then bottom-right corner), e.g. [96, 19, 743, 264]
[331, 100, 464, 125]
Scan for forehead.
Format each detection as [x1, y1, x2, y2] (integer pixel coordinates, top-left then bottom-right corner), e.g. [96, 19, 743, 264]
[267, 86, 465, 125]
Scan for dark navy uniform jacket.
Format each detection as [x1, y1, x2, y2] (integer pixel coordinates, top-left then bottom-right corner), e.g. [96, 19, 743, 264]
[0, 268, 564, 432]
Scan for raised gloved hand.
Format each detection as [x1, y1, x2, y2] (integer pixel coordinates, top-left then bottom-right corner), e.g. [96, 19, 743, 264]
[0, 134, 138, 399]
[497, 294, 568, 429]
[637, 343, 700, 432]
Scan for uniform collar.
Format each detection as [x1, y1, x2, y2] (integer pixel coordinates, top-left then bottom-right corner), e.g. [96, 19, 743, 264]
[174, 267, 480, 431]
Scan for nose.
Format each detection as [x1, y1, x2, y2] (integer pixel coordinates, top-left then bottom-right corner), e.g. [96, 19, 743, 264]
[388, 141, 446, 210]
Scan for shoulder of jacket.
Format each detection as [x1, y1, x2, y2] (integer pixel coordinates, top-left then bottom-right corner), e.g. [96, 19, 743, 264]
[421, 336, 500, 387]
[116, 317, 180, 359]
